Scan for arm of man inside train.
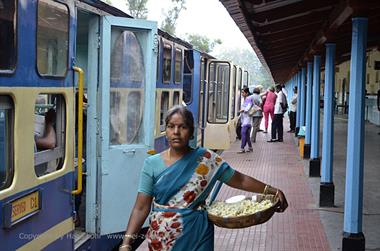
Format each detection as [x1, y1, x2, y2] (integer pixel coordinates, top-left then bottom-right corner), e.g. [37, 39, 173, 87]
[120, 193, 153, 249]
[226, 170, 288, 212]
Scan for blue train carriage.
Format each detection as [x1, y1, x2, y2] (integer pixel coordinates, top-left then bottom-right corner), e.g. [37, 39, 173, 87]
[0, 0, 76, 250]
[153, 30, 218, 152]
[154, 32, 187, 153]
[203, 60, 247, 150]
[0, 0, 158, 250]
[186, 51, 215, 149]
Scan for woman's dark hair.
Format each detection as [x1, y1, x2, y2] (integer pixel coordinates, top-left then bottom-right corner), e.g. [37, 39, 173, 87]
[165, 105, 195, 137]
[242, 87, 250, 95]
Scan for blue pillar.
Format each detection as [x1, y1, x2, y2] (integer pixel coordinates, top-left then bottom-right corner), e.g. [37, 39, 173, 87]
[320, 43, 336, 207]
[309, 55, 321, 177]
[342, 17, 367, 251]
[300, 67, 306, 126]
[304, 62, 313, 158]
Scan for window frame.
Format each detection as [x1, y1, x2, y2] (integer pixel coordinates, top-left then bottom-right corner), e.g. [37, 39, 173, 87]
[207, 61, 230, 124]
[0, 95, 14, 190]
[159, 91, 170, 132]
[0, 0, 18, 75]
[36, 0, 70, 79]
[34, 94, 66, 177]
[174, 48, 183, 84]
[162, 43, 172, 84]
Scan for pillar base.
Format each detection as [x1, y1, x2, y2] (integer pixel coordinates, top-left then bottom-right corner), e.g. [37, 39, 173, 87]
[295, 127, 300, 137]
[342, 232, 365, 251]
[319, 182, 334, 207]
[309, 158, 320, 177]
[303, 144, 311, 159]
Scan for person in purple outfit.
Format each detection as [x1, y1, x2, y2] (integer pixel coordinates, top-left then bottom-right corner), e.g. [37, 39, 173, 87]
[238, 87, 253, 153]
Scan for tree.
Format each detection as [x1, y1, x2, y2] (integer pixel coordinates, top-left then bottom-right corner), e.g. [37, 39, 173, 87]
[161, 0, 186, 35]
[185, 34, 222, 53]
[126, 0, 149, 19]
[215, 48, 274, 88]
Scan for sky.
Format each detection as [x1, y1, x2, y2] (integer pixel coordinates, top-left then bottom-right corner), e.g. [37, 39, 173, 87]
[108, 0, 253, 54]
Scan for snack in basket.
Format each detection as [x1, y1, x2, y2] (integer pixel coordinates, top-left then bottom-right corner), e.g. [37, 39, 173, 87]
[206, 194, 279, 228]
[207, 198, 273, 217]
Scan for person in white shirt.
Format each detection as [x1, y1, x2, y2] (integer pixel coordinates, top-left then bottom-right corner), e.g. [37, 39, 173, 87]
[268, 84, 285, 142]
[288, 86, 297, 133]
[281, 84, 288, 98]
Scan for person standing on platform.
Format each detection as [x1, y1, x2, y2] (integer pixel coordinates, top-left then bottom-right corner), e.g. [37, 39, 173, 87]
[118, 105, 288, 251]
[238, 87, 253, 153]
[262, 86, 277, 133]
[236, 86, 249, 140]
[268, 84, 285, 142]
[250, 87, 263, 143]
[288, 86, 297, 133]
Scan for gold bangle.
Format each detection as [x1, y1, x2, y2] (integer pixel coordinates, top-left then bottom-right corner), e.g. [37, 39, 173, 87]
[263, 185, 271, 194]
[119, 244, 132, 250]
[124, 234, 137, 239]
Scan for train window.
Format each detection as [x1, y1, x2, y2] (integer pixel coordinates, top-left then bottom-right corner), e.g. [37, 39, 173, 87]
[160, 92, 169, 132]
[0, 0, 16, 71]
[163, 44, 172, 83]
[207, 62, 230, 124]
[183, 50, 193, 104]
[173, 91, 180, 106]
[37, 0, 69, 77]
[174, 48, 182, 83]
[156, 42, 160, 82]
[231, 66, 237, 119]
[110, 30, 145, 145]
[198, 59, 206, 136]
[0, 96, 14, 190]
[237, 68, 243, 110]
[243, 70, 248, 87]
[34, 94, 66, 177]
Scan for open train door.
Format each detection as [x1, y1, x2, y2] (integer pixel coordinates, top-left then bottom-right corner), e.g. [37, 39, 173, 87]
[204, 60, 232, 150]
[86, 16, 157, 235]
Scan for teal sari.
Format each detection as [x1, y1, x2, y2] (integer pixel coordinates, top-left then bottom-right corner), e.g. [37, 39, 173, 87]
[146, 147, 232, 251]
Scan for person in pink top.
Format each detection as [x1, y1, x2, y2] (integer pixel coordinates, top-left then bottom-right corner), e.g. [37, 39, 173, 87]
[262, 86, 277, 133]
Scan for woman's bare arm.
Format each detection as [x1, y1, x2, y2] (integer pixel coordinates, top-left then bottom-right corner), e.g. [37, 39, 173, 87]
[119, 193, 153, 250]
[226, 171, 288, 212]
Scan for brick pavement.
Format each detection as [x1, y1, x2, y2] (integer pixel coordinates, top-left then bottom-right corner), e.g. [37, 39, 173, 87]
[214, 129, 330, 251]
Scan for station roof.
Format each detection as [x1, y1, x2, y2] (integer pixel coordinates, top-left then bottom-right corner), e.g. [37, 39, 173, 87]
[220, 0, 380, 83]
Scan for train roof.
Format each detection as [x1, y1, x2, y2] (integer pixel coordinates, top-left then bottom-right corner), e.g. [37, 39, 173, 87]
[220, 0, 380, 83]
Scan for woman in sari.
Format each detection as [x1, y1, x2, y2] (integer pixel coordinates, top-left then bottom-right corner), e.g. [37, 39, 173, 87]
[119, 106, 288, 251]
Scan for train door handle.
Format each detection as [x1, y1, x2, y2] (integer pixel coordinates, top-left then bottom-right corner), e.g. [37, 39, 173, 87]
[123, 149, 136, 155]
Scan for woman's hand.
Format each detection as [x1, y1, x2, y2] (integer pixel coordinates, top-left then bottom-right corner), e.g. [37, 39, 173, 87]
[275, 189, 288, 213]
[119, 243, 132, 251]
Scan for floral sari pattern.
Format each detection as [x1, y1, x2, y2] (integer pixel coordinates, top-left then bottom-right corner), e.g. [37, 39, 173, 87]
[146, 148, 231, 251]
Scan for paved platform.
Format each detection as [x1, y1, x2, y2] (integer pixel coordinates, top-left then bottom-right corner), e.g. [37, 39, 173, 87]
[137, 115, 380, 251]
[213, 125, 330, 251]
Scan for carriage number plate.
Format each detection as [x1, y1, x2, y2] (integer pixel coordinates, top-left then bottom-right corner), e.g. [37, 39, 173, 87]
[11, 191, 40, 223]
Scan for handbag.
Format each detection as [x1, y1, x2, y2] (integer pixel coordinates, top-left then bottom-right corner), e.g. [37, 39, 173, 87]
[248, 106, 258, 117]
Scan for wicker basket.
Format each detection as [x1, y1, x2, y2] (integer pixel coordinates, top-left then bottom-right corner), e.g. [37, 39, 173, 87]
[207, 194, 279, 229]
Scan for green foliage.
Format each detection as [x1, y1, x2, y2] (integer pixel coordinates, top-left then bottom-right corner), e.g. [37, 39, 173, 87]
[102, 0, 113, 5]
[215, 48, 274, 88]
[161, 0, 186, 35]
[185, 34, 222, 53]
[126, 0, 148, 19]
